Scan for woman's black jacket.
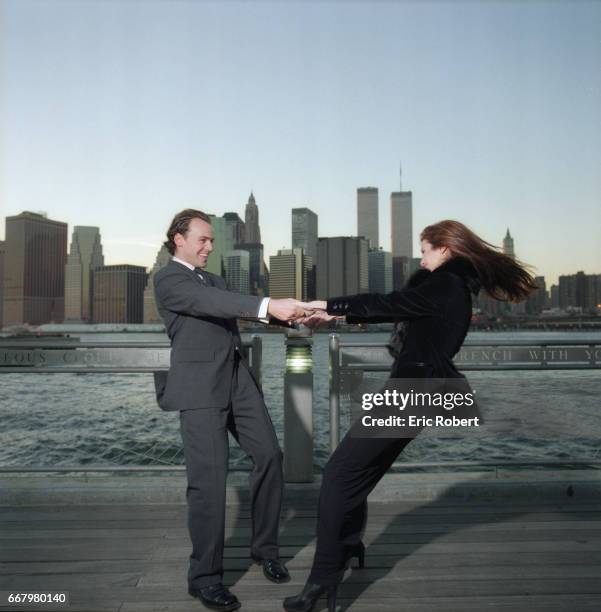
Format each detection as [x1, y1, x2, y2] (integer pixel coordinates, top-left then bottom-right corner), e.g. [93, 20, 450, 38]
[326, 257, 482, 379]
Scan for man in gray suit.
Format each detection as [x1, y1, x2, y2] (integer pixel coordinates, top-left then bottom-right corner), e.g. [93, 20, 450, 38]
[154, 209, 307, 611]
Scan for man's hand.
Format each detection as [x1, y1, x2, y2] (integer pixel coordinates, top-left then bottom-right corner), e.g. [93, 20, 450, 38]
[300, 300, 327, 312]
[297, 311, 340, 329]
[268, 298, 312, 322]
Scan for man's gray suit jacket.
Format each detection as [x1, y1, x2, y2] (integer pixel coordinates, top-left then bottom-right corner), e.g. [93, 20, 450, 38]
[153, 259, 263, 411]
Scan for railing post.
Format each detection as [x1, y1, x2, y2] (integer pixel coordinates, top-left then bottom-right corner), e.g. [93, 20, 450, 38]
[283, 326, 314, 483]
[329, 334, 340, 454]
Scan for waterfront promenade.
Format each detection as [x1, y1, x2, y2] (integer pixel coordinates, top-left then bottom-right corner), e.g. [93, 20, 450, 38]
[1, 469, 600, 612]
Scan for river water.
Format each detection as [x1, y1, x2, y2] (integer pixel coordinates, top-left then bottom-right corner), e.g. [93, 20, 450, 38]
[1, 331, 599, 470]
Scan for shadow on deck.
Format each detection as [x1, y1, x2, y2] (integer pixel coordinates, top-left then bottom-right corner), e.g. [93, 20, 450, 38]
[1, 471, 600, 612]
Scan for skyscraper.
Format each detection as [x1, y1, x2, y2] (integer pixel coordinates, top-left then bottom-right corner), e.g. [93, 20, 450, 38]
[143, 246, 171, 323]
[205, 215, 225, 277]
[503, 229, 515, 258]
[3, 211, 68, 326]
[392, 255, 422, 290]
[291, 208, 318, 262]
[503, 230, 525, 314]
[244, 192, 261, 244]
[316, 236, 369, 299]
[269, 248, 312, 300]
[525, 276, 547, 315]
[291, 207, 318, 299]
[558, 272, 601, 313]
[390, 191, 413, 258]
[223, 213, 245, 253]
[0, 241, 5, 328]
[235, 242, 266, 296]
[92, 264, 147, 324]
[224, 250, 250, 294]
[64, 226, 104, 322]
[368, 249, 393, 294]
[357, 187, 379, 249]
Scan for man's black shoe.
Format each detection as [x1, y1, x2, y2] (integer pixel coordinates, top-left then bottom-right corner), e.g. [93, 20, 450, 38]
[253, 557, 291, 583]
[188, 583, 241, 611]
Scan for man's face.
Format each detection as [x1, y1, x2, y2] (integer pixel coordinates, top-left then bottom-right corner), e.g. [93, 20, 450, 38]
[174, 218, 214, 269]
[420, 239, 451, 271]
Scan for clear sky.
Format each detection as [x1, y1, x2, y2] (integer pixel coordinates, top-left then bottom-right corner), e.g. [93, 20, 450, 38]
[1, 0, 600, 286]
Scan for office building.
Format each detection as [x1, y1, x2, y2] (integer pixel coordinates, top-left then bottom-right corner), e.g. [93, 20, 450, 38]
[92, 265, 147, 324]
[392, 256, 421, 290]
[64, 226, 104, 322]
[357, 187, 379, 249]
[550, 284, 560, 309]
[525, 276, 547, 315]
[143, 246, 171, 323]
[291, 208, 318, 262]
[269, 248, 312, 300]
[235, 242, 266, 296]
[503, 229, 515, 258]
[3, 211, 67, 326]
[223, 213, 245, 253]
[558, 272, 601, 313]
[368, 249, 392, 294]
[205, 215, 225, 276]
[292, 207, 318, 299]
[390, 191, 413, 258]
[475, 292, 509, 318]
[0, 241, 4, 328]
[224, 250, 250, 294]
[316, 236, 369, 299]
[244, 192, 261, 244]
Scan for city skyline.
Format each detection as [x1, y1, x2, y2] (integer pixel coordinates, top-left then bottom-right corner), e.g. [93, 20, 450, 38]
[1, 196, 598, 289]
[1, 209, 598, 328]
[1, 0, 600, 287]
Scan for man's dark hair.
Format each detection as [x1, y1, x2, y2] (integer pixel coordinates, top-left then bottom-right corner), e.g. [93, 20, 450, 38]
[164, 209, 212, 255]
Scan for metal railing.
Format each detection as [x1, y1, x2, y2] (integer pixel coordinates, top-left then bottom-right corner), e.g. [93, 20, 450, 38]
[0, 336, 263, 385]
[328, 334, 601, 457]
[2, 334, 600, 476]
[0, 337, 263, 473]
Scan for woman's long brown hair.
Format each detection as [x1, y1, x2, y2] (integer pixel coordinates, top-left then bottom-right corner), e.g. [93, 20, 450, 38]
[420, 220, 538, 302]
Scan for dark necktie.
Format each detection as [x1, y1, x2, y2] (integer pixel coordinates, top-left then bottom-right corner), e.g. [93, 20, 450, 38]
[194, 267, 213, 286]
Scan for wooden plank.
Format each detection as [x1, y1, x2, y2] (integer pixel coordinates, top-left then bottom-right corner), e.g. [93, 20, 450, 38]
[0, 542, 158, 562]
[2, 550, 600, 576]
[46, 579, 601, 602]
[164, 529, 601, 545]
[0, 572, 141, 589]
[0, 508, 601, 530]
[2, 511, 598, 534]
[2, 529, 598, 548]
[138, 564, 601, 587]
[151, 540, 601, 562]
[2, 520, 600, 539]
[0, 506, 601, 531]
[1, 501, 599, 520]
[116, 594, 601, 612]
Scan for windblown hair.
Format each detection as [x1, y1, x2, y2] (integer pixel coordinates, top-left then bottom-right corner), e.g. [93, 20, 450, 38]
[420, 220, 538, 302]
[164, 209, 211, 255]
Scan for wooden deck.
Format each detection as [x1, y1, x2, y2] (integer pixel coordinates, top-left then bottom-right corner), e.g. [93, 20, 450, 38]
[1, 495, 600, 612]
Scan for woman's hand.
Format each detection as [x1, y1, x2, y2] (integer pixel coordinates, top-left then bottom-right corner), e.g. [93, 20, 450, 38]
[297, 311, 340, 329]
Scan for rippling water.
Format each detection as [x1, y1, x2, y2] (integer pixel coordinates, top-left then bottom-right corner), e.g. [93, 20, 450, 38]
[1, 331, 599, 469]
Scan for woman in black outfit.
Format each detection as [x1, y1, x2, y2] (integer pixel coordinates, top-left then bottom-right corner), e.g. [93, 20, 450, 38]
[283, 220, 537, 612]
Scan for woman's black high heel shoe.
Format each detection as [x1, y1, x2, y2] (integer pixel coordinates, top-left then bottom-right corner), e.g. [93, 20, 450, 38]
[350, 541, 365, 569]
[283, 581, 338, 612]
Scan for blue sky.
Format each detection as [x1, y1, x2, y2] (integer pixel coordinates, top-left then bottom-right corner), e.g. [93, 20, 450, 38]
[1, 0, 600, 286]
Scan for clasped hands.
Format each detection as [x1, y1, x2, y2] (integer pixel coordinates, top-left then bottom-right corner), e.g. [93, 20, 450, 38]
[267, 299, 342, 328]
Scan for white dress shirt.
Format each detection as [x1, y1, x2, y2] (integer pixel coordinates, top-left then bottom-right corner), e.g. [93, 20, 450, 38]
[172, 257, 270, 320]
